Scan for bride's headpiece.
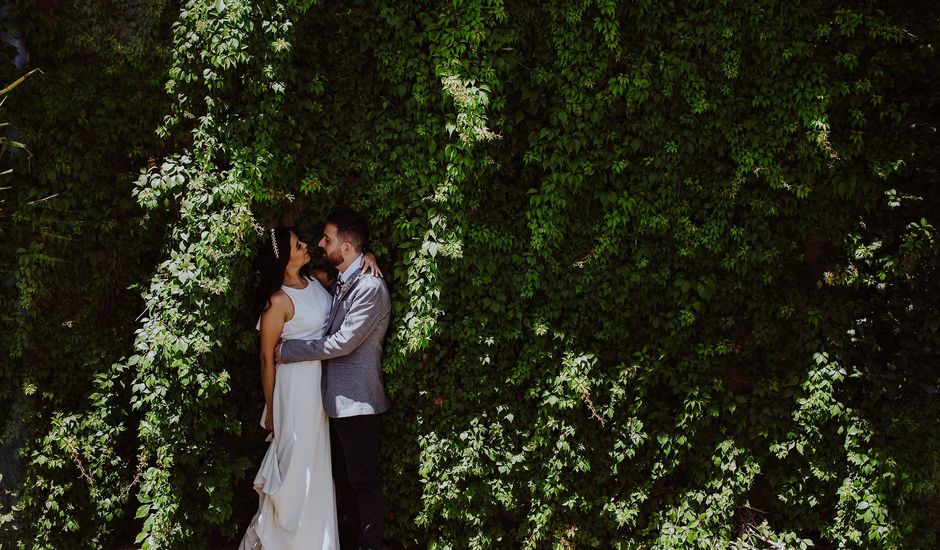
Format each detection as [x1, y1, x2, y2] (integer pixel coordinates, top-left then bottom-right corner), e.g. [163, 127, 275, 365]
[271, 228, 280, 259]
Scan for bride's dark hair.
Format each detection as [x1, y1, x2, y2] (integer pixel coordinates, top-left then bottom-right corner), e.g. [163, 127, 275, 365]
[254, 227, 312, 319]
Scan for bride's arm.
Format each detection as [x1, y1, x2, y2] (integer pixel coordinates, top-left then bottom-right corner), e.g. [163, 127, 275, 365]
[311, 267, 332, 288]
[258, 292, 292, 430]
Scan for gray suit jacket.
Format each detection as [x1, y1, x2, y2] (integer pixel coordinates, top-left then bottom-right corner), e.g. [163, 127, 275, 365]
[279, 268, 391, 418]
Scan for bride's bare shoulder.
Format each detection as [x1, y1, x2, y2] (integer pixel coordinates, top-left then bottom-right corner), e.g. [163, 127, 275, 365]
[267, 289, 293, 311]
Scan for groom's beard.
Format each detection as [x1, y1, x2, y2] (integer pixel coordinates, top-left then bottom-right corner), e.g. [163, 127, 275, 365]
[323, 248, 344, 266]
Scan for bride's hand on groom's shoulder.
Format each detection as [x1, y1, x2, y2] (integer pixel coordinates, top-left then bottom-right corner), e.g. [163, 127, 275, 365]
[362, 252, 383, 278]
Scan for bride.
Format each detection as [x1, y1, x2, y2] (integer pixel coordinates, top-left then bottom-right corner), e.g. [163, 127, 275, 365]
[240, 227, 380, 550]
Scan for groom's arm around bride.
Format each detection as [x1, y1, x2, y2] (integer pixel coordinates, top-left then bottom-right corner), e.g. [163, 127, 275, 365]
[279, 275, 388, 363]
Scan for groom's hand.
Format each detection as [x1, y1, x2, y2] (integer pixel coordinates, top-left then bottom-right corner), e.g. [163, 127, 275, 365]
[274, 340, 283, 364]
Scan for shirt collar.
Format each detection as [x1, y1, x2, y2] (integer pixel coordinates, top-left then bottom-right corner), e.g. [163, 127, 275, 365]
[339, 254, 364, 284]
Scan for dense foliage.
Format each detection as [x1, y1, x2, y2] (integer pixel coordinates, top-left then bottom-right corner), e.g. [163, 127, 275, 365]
[2, 0, 938, 548]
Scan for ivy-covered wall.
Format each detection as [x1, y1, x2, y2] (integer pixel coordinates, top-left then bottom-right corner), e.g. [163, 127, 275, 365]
[2, 0, 939, 548]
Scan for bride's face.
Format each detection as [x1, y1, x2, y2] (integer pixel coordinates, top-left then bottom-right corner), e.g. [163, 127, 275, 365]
[287, 232, 311, 268]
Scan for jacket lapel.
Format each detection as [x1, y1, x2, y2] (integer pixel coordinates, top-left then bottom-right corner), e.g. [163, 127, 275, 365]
[326, 267, 364, 331]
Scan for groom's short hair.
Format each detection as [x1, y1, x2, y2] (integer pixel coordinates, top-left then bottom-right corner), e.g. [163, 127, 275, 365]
[327, 208, 370, 252]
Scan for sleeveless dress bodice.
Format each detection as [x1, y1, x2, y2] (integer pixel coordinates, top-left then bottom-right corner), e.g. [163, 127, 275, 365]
[253, 281, 331, 340]
[279, 282, 331, 340]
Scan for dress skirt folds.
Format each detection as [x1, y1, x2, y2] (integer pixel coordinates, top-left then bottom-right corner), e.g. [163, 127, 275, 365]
[239, 360, 338, 550]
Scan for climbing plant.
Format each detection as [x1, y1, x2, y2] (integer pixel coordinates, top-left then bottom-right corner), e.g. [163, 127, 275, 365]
[2, 0, 938, 548]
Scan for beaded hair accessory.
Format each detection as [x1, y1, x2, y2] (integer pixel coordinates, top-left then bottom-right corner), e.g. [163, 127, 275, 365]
[270, 228, 280, 259]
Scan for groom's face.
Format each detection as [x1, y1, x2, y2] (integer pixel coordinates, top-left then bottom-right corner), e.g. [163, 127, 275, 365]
[319, 223, 346, 266]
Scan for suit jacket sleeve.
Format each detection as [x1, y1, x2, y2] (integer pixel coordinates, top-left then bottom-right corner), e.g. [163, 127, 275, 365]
[279, 281, 389, 364]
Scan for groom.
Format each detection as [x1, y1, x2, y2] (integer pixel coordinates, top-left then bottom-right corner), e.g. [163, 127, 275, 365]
[278, 208, 391, 550]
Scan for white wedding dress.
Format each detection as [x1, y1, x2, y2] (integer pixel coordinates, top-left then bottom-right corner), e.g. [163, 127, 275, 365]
[240, 281, 338, 550]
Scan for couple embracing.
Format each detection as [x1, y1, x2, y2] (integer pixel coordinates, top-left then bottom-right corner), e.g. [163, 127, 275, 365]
[240, 209, 390, 550]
